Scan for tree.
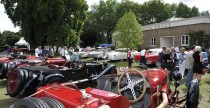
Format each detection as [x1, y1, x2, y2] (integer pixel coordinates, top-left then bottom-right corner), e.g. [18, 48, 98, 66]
[113, 11, 143, 49]
[189, 30, 210, 48]
[176, 2, 191, 18]
[139, 0, 170, 25]
[1, 0, 88, 47]
[200, 11, 210, 16]
[191, 6, 199, 17]
[0, 31, 20, 46]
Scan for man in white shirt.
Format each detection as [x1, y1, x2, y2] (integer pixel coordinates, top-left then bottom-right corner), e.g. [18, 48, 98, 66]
[60, 46, 69, 59]
[140, 48, 147, 65]
[35, 46, 42, 57]
[185, 45, 195, 87]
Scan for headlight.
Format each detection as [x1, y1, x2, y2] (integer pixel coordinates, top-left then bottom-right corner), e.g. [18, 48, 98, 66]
[98, 105, 110, 108]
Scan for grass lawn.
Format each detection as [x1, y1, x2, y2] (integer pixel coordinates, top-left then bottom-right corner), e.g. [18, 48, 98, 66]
[0, 60, 210, 107]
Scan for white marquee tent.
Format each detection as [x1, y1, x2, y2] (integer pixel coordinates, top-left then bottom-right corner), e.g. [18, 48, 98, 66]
[15, 37, 30, 49]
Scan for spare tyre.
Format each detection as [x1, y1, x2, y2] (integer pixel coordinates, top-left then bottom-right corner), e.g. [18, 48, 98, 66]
[41, 97, 65, 108]
[0, 62, 8, 79]
[7, 69, 25, 97]
[13, 97, 50, 108]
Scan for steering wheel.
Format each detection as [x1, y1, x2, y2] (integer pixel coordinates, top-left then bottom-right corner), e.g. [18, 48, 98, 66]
[117, 69, 147, 103]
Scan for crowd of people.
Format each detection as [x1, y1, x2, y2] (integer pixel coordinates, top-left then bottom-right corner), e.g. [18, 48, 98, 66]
[127, 45, 207, 88]
[158, 45, 204, 88]
[35, 45, 79, 61]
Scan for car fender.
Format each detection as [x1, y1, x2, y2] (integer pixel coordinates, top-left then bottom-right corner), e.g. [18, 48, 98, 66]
[40, 74, 67, 86]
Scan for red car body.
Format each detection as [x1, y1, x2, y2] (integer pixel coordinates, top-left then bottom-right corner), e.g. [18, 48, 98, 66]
[134, 48, 162, 65]
[10, 68, 170, 108]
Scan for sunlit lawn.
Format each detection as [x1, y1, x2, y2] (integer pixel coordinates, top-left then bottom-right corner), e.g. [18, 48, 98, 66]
[0, 59, 210, 108]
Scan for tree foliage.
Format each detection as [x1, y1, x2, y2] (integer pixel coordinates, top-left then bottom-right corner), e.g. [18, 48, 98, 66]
[113, 11, 143, 49]
[200, 11, 210, 16]
[1, 0, 88, 47]
[0, 31, 21, 47]
[189, 30, 210, 48]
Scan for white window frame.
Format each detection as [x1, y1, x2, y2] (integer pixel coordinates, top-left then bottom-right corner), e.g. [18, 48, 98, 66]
[181, 35, 189, 46]
[150, 37, 156, 46]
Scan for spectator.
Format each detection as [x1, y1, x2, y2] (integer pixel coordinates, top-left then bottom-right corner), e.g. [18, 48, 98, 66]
[158, 46, 167, 69]
[60, 46, 69, 59]
[7, 46, 12, 54]
[178, 47, 186, 79]
[193, 46, 203, 83]
[170, 47, 177, 80]
[163, 48, 172, 71]
[48, 46, 54, 58]
[69, 50, 79, 61]
[140, 48, 147, 65]
[127, 48, 133, 68]
[35, 46, 42, 57]
[185, 45, 195, 87]
[42, 46, 49, 57]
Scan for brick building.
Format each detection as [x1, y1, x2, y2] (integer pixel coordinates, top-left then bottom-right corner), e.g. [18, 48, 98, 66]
[141, 16, 210, 48]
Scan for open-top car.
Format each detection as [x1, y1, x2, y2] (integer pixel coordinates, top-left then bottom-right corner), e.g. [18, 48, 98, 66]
[9, 68, 199, 108]
[6, 59, 117, 98]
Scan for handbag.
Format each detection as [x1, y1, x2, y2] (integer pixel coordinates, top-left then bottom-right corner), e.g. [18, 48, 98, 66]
[202, 68, 206, 75]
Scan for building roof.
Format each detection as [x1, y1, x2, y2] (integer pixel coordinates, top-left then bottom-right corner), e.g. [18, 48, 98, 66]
[143, 16, 210, 31]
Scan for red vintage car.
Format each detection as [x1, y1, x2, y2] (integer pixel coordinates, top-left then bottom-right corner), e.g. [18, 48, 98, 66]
[9, 68, 199, 108]
[134, 48, 162, 66]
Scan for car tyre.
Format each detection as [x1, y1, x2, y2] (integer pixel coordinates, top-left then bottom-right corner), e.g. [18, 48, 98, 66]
[41, 97, 65, 108]
[0, 62, 8, 79]
[7, 69, 25, 97]
[13, 97, 50, 108]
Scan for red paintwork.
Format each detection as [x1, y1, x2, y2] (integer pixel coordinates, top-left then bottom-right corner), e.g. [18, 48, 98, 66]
[0, 57, 11, 63]
[142, 68, 168, 94]
[35, 84, 131, 108]
[134, 53, 158, 65]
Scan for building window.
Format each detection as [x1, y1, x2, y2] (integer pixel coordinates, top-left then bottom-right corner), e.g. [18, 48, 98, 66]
[181, 35, 189, 46]
[151, 37, 156, 46]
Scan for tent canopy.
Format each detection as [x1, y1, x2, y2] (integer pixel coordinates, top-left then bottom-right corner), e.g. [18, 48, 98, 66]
[15, 37, 29, 46]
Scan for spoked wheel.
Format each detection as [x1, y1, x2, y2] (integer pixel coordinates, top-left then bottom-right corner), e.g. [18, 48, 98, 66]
[7, 69, 25, 97]
[117, 69, 147, 103]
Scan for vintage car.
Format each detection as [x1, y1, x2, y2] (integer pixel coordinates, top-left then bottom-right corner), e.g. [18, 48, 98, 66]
[6, 60, 117, 98]
[134, 48, 162, 66]
[88, 47, 112, 60]
[105, 49, 139, 61]
[9, 68, 199, 108]
[0, 57, 66, 79]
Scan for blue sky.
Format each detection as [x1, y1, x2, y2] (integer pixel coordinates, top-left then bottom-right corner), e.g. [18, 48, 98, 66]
[0, 0, 209, 32]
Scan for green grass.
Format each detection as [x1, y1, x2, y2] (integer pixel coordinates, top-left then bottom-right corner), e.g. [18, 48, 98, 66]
[0, 60, 210, 108]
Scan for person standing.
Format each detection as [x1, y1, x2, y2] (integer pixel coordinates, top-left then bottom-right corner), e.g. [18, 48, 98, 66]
[42, 46, 49, 57]
[35, 46, 42, 57]
[48, 46, 54, 58]
[140, 48, 147, 65]
[60, 46, 69, 59]
[193, 46, 203, 83]
[170, 47, 177, 80]
[185, 45, 195, 87]
[163, 48, 172, 71]
[158, 46, 166, 69]
[178, 47, 186, 79]
[127, 48, 133, 68]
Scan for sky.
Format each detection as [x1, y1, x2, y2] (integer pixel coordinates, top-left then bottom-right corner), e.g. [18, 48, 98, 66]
[0, 0, 210, 32]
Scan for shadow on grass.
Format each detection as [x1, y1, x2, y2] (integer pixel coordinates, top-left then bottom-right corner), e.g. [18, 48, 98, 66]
[0, 98, 17, 108]
[205, 81, 210, 84]
[0, 79, 7, 87]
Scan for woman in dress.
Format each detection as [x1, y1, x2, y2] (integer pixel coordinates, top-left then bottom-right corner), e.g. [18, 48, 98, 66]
[178, 47, 186, 79]
[193, 46, 203, 82]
